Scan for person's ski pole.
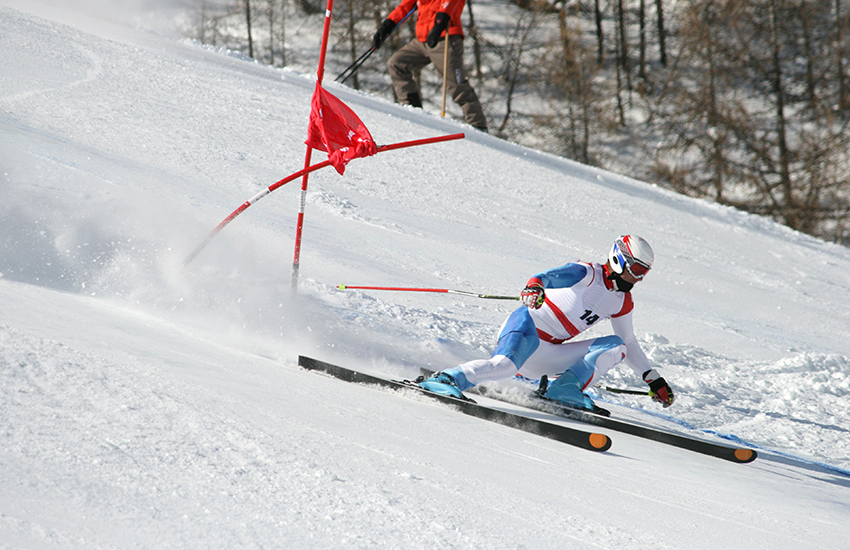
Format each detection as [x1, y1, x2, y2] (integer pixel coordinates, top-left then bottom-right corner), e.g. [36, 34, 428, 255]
[594, 384, 650, 395]
[336, 47, 375, 84]
[441, 33, 450, 117]
[335, 6, 417, 84]
[337, 284, 518, 300]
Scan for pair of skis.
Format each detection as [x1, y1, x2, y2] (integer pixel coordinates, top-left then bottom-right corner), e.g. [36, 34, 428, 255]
[298, 356, 757, 464]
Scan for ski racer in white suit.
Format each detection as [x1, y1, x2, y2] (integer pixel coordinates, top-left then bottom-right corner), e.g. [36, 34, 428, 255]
[419, 235, 675, 410]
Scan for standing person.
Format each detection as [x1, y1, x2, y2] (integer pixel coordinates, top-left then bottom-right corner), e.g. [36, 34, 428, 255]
[419, 235, 675, 410]
[372, 0, 488, 132]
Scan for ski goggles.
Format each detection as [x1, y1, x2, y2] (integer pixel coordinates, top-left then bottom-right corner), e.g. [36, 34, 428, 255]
[613, 239, 651, 279]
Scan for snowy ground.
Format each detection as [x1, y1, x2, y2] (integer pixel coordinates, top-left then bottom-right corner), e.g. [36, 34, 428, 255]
[1, 1, 850, 548]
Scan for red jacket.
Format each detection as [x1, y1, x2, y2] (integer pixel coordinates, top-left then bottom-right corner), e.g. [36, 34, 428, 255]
[388, 0, 466, 42]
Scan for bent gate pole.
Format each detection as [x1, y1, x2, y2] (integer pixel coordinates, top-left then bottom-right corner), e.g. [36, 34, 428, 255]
[183, 133, 465, 266]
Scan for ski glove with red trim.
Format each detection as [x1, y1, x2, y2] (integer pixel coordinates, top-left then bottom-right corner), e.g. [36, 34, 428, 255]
[373, 18, 396, 49]
[643, 369, 675, 408]
[426, 12, 451, 48]
[521, 278, 545, 309]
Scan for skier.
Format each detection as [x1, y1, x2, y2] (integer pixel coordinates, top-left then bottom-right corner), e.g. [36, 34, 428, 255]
[371, 0, 488, 132]
[419, 235, 675, 410]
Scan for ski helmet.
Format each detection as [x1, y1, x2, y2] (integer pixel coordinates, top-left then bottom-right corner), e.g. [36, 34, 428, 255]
[608, 235, 654, 279]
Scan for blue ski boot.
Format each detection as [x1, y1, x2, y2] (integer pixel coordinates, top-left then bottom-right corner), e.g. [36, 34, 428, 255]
[540, 371, 598, 412]
[417, 371, 465, 399]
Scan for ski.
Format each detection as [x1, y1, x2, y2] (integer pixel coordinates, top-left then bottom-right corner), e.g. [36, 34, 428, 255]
[532, 392, 611, 417]
[298, 356, 612, 453]
[416, 368, 756, 464]
[474, 384, 757, 464]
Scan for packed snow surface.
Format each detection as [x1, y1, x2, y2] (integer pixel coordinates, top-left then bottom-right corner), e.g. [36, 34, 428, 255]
[1, 2, 849, 548]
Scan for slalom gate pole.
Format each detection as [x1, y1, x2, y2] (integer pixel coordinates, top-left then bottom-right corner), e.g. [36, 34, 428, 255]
[183, 133, 465, 266]
[335, 6, 418, 85]
[338, 284, 518, 301]
[292, 147, 313, 289]
[184, 159, 332, 266]
[293, 0, 336, 291]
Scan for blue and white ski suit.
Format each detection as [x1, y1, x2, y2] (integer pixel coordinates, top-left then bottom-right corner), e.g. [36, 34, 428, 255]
[445, 262, 652, 392]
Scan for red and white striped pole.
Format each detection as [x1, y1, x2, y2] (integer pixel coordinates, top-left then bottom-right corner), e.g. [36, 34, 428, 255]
[183, 134, 464, 266]
[292, 0, 335, 291]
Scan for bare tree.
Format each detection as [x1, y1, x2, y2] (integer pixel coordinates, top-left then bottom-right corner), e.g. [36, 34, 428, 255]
[245, 0, 254, 58]
[539, 4, 609, 164]
[495, 6, 540, 136]
[179, 0, 850, 245]
[463, 0, 484, 81]
[268, 0, 276, 65]
[835, 0, 848, 110]
[280, 0, 287, 66]
[594, 0, 604, 65]
[638, 0, 647, 82]
[650, 0, 850, 243]
[768, 0, 795, 228]
[654, 0, 667, 66]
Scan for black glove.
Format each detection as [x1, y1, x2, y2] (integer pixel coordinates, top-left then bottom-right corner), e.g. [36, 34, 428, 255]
[426, 12, 451, 48]
[643, 369, 675, 408]
[372, 18, 396, 49]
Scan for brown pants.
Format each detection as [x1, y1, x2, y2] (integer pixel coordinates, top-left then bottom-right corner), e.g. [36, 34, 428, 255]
[387, 36, 488, 132]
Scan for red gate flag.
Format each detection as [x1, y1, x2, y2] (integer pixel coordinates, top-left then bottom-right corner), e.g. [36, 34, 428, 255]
[305, 84, 377, 174]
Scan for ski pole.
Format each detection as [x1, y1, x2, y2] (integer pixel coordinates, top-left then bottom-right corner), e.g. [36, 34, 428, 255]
[441, 32, 450, 117]
[594, 385, 650, 395]
[337, 284, 519, 301]
[335, 6, 418, 84]
[336, 47, 375, 84]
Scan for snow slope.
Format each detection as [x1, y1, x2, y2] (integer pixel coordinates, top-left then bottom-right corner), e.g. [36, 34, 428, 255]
[1, 2, 849, 548]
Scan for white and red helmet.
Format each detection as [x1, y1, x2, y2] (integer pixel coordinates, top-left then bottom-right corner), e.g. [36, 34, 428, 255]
[608, 235, 654, 279]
